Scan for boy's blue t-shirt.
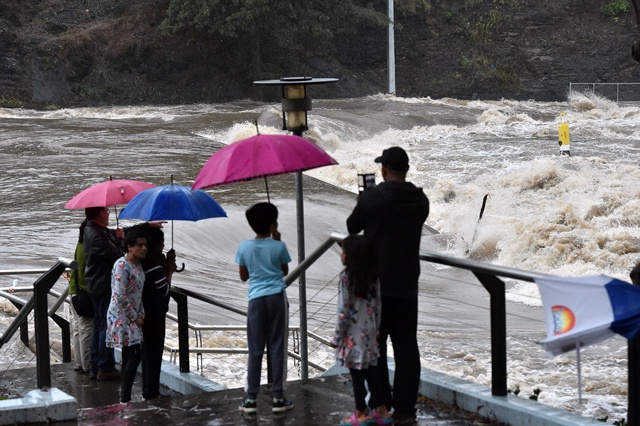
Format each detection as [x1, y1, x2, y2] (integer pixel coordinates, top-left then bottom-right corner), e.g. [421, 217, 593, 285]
[235, 238, 292, 300]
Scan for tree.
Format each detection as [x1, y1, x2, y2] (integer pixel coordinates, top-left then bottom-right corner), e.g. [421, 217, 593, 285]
[159, 0, 391, 78]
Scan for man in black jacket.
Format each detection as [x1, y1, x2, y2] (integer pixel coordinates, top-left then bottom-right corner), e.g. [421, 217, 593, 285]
[84, 206, 124, 381]
[346, 146, 430, 417]
[84, 206, 159, 381]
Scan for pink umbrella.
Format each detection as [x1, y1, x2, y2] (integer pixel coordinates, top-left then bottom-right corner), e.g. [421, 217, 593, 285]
[65, 176, 155, 226]
[192, 133, 337, 201]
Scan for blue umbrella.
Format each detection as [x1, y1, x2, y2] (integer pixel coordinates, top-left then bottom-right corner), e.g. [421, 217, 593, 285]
[119, 177, 227, 250]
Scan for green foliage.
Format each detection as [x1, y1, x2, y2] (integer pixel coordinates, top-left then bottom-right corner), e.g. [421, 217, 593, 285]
[602, 0, 628, 17]
[158, 0, 389, 78]
[110, 0, 131, 17]
[75, 68, 151, 102]
[0, 98, 26, 108]
[458, 54, 518, 87]
[396, 0, 433, 14]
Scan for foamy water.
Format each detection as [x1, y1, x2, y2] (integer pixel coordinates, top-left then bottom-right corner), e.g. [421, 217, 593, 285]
[0, 92, 638, 422]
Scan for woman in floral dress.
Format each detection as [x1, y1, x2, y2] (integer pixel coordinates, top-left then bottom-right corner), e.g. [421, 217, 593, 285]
[106, 228, 147, 403]
[330, 235, 392, 425]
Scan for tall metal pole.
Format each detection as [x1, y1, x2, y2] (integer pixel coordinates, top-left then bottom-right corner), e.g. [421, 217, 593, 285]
[388, 0, 396, 95]
[629, 277, 640, 425]
[292, 129, 309, 382]
[253, 77, 338, 383]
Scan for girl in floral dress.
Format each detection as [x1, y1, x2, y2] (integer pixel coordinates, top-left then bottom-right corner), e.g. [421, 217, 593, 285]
[330, 235, 392, 425]
[106, 228, 147, 403]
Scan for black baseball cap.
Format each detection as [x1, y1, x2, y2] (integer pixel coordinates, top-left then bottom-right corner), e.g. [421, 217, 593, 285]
[374, 146, 409, 171]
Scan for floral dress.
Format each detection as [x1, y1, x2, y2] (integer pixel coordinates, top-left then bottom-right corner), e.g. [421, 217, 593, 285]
[106, 256, 145, 349]
[330, 271, 381, 370]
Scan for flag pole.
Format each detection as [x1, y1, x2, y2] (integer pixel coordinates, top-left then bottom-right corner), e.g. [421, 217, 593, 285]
[576, 342, 583, 405]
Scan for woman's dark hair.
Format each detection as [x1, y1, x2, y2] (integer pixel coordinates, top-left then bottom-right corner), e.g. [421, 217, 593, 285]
[342, 235, 378, 299]
[78, 219, 88, 243]
[124, 228, 146, 251]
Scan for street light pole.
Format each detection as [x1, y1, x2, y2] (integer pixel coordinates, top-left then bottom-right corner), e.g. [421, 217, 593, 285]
[388, 0, 396, 95]
[253, 77, 338, 382]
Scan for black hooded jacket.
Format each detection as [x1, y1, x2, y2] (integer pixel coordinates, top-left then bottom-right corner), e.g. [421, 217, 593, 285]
[347, 181, 429, 298]
[83, 220, 124, 295]
[83, 221, 148, 295]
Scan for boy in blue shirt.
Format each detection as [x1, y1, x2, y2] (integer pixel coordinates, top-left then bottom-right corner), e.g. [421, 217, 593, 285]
[236, 202, 293, 414]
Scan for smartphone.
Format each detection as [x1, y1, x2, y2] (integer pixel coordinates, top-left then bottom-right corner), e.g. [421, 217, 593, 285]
[358, 173, 376, 194]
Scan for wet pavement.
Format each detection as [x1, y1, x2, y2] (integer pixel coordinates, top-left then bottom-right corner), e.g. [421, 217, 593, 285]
[1, 363, 503, 425]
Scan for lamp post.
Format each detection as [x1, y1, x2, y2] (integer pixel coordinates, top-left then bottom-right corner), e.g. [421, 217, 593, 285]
[253, 76, 338, 381]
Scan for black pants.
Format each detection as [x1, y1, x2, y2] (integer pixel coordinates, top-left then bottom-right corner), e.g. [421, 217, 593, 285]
[350, 367, 384, 412]
[375, 295, 420, 413]
[142, 314, 166, 399]
[120, 344, 142, 403]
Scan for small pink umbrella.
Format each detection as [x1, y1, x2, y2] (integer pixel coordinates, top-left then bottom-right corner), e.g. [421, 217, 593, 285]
[192, 133, 338, 201]
[65, 176, 155, 226]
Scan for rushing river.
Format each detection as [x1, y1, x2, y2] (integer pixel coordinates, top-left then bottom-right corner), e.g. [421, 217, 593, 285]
[0, 93, 639, 422]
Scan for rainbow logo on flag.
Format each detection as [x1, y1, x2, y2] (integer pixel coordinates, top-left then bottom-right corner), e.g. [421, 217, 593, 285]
[551, 305, 576, 335]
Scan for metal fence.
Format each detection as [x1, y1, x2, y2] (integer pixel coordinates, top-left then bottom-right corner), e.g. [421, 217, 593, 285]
[0, 236, 637, 424]
[569, 82, 640, 103]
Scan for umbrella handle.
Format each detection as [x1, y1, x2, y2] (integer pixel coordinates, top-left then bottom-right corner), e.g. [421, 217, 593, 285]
[176, 263, 185, 273]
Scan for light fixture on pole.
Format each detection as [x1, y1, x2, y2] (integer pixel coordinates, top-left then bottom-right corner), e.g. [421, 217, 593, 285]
[253, 76, 338, 382]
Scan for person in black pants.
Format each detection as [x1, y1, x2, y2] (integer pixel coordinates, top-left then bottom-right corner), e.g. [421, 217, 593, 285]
[347, 146, 430, 418]
[141, 228, 176, 400]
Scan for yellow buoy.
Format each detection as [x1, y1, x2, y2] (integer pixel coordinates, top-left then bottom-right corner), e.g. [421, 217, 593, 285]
[558, 112, 570, 156]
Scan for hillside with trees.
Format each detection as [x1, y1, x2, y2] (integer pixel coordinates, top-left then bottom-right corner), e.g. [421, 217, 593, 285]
[0, 0, 638, 108]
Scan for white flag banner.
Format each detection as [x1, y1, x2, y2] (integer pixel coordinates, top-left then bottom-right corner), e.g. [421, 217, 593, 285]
[535, 275, 640, 357]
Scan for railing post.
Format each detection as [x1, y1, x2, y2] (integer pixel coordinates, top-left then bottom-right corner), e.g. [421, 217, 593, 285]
[473, 272, 507, 396]
[50, 315, 72, 363]
[34, 274, 51, 389]
[19, 319, 28, 347]
[172, 291, 190, 373]
[33, 259, 73, 389]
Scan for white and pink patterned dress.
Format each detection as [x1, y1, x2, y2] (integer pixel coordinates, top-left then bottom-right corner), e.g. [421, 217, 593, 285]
[330, 271, 381, 370]
[106, 256, 145, 349]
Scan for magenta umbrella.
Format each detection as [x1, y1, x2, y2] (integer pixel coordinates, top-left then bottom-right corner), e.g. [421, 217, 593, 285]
[191, 133, 338, 201]
[65, 176, 155, 226]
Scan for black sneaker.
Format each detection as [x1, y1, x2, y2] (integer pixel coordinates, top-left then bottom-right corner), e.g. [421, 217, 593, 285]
[272, 397, 293, 413]
[239, 397, 257, 414]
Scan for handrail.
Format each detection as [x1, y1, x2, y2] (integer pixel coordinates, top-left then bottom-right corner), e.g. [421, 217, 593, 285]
[171, 285, 246, 317]
[419, 251, 549, 282]
[0, 269, 52, 275]
[285, 232, 345, 285]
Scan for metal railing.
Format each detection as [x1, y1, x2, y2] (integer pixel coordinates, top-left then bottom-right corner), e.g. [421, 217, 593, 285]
[2, 235, 637, 424]
[569, 82, 640, 103]
[0, 258, 76, 389]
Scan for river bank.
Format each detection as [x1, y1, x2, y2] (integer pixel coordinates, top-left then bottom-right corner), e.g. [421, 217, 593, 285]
[1, 0, 639, 108]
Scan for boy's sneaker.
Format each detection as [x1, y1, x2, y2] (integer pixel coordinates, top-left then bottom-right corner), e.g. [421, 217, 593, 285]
[239, 397, 257, 414]
[272, 397, 294, 413]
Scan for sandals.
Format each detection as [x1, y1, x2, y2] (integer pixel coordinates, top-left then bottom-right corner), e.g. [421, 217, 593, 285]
[339, 412, 369, 426]
[368, 411, 394, 425]
[339, 411, 393, 425]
